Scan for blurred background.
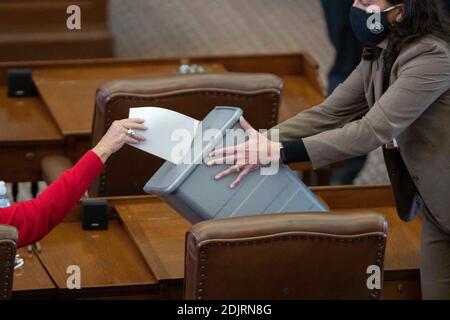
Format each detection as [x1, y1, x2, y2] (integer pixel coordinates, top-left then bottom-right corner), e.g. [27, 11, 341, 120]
[110, 1, 332, 81]
[1, 1, 334, 84]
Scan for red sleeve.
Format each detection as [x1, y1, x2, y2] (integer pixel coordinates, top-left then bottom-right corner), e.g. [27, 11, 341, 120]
[0, 151, 105, 248]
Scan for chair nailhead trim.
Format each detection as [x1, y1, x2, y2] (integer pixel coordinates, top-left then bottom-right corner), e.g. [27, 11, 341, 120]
[194, 233, 386, 300]
[101, 90, 280, 195]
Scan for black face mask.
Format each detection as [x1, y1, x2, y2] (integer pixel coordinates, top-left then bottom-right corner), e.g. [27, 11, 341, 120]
[350, 6, 398, 47]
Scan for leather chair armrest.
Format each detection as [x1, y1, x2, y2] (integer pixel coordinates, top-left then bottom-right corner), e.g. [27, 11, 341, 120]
[41, 155, 73, 185]
[0, 224, 18, 300]
[0, 224, 18, 242]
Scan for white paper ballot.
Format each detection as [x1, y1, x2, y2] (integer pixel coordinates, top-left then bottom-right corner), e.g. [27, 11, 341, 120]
[128, 107, 200, 164]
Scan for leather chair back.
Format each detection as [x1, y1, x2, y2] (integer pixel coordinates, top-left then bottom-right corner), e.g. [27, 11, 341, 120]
[0, 225, 18, 300]
[90, 73, 282, 197]
[185, 212, 387, 300]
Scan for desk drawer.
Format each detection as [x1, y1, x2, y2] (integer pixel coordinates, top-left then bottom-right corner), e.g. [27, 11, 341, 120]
[383, 280, 421, 300]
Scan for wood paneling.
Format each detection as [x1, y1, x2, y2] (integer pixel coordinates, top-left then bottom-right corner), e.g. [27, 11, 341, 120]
[383, 278, 422, 300]
[0, 144, 67, 182]
[0, 1, 108, 32]
[311, 185, 397, 209]
[0, 0, 113, 61]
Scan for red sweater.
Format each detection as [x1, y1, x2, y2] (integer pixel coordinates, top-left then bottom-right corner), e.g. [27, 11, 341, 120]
[0, 151, 104, 248]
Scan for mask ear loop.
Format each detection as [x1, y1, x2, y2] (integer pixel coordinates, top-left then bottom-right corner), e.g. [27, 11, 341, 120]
[366, 4, 400, 14]
[385, 4, 404, 26]
[384, 5, 399, 12]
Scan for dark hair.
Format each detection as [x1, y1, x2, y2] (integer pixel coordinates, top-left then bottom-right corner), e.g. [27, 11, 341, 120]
[362, 0, 450, 73]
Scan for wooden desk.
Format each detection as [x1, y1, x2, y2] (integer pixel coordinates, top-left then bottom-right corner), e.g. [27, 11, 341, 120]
[29, 54, 323, 136]
[34, 220, 160, 299]
[33, 63, 227, 136]
[10, 197, 176, 300]
[12, 248, 56, 299]
[116, 199, 190, 281]
[0, 86, 62, 143]
[280, 75, 324, 121]
[114, 185, 422, 300]
[0, 85, 65, 181]
[0, 53, 324, 183]
[10, 185, 421, 300]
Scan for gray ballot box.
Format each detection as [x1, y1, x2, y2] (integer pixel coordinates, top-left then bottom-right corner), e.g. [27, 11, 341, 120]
[144, 107, 328, 223]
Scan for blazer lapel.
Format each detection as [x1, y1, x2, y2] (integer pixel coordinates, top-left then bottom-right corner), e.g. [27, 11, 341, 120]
[365, 52, 385, 108]
[372, 55, 385, 102]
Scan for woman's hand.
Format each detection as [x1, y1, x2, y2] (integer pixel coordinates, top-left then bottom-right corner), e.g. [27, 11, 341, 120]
[92, 118, 147, 163]
[207, 117, 281, 189]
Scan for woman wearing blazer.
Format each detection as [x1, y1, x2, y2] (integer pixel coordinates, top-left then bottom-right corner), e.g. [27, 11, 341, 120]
[209, 0, 450, 299]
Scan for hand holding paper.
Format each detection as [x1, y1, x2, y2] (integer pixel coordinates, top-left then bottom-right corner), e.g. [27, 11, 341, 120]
[128, 107, 200, 164]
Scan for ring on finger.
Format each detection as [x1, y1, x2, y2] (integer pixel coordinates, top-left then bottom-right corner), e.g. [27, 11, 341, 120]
[127, 128, 136, 138]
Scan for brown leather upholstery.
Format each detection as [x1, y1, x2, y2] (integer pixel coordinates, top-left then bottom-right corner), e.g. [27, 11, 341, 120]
[185, 212, 387, 300]
[89, 73, 282, 197]
[0, 225, 18, 300]
[41, 155, 74, 186]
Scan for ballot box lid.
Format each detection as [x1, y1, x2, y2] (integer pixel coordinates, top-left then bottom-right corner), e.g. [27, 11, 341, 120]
[144, 106, 243, 194]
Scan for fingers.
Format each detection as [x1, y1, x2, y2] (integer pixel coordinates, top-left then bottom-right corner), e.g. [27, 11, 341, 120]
[125, 136, 141, 145]
[119, 119, 146, 144]
[239, 117, 255, 134]
[128, 118, 145, 123]
[213, 164, 251, 188]
[214, 165, 240, 180]
[230, 166, 252, 189]
[122, 126, 145, 144]
[209, 145, 238, 157]
[207, 154, 241, 166]
[118, 127, 142, 143]
[126, 122, 148, 131]
[121, 119, 148, 131]
[130, 133, 146, 142]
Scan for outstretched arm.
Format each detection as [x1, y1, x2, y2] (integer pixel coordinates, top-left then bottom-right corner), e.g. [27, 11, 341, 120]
[0, 118, 147, 247]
